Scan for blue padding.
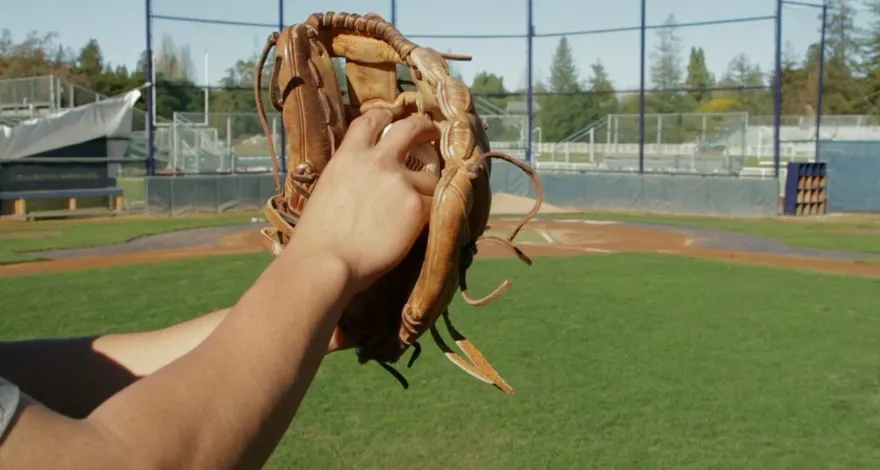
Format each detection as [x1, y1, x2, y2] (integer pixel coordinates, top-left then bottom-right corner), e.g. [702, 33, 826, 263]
[0, 187, 123, 200]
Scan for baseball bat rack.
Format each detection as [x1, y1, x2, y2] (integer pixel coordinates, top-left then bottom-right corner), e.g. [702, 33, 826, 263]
[782, 162, 828, 216]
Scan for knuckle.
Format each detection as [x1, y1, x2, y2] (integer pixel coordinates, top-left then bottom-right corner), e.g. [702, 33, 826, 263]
[395, 117, 421, 135]
[355, 112, 381, 130]
[354, 109, 390, 131]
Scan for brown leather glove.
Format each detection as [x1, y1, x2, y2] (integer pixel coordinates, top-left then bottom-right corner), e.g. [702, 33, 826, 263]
[253, 11, 543, 394]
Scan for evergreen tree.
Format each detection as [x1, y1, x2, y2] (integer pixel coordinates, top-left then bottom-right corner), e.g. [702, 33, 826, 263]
[647, 14, 688, 116]
[856, 0, 880, 113]
[74, 39, 103, 79]
[684, 46, 714, 105]
[815, 0, 862, 113]
[646, 14, 692, 142]
[649, 14, 685, 92]
[583, 60, 618, 142]
[535, 36, 593, 141]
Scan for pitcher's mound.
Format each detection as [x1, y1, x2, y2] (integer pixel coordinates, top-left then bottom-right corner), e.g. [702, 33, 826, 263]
[490, 192, 578, 215]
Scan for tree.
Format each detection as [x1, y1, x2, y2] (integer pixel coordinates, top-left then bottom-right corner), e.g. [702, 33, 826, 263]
[777, 41, 812, 115]
[811, 0, 862, 114]
[154, 34, 195, 83]
[69, 39, 138, 101]
[209, 55, 271, 138]
[649, 14, 685, 92]
[856, 0, 880, 113]
[0, 29, 77, 80]
[646, 15, 692, 143]
[535, 36, 593, 141]
[585, 60, 618, 121]
[469, 71, 518, 141]
[716, 54, 769, 115]
[74, 39, 103, 78]
[470, 71, 509, 111]
[684, 46, 714, 105]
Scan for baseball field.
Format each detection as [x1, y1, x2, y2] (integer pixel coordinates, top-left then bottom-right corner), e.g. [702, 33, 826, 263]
[2, 198, 880, 469]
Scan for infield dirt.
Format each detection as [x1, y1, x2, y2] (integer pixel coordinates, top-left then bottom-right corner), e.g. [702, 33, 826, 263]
[1, 194, 878, 278]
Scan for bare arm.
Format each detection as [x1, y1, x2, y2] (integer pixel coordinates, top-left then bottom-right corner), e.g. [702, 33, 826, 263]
[0, 109, 440, 470]
[0, 309, 230, 418]
[0, 246, 355, 470]
[0, 305, 353, 420]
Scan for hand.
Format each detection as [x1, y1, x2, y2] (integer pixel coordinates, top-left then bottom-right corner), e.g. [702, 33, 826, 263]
[286, 109, 441, 294]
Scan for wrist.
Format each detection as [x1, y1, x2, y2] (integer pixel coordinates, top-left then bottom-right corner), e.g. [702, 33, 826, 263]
[277, 241, 360, 299]
[282, 229, 379, 293]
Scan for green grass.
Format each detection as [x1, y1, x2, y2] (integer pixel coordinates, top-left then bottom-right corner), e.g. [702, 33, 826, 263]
[3, 253, 880, 468]
[117, 177, 146, 205]
[0, 212, 260, 264]
[548, 211, 880, 254]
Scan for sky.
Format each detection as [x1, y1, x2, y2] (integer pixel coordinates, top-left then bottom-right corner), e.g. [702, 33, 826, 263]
[5, 0, 862, 94]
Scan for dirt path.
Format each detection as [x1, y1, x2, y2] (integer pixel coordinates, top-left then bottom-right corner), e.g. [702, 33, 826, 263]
[1, 216, 879, 278]
[513, 219, 880, 278]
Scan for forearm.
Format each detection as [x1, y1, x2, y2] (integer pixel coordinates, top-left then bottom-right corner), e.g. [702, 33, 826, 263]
[87, 247, 354, 469]
[0, 309, 230, 418]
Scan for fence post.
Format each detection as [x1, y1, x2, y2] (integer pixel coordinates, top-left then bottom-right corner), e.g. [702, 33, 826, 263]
[278, 0, 287, 174]
[638, 0, 647, 174]
[773, 0, 783, 179]
[145, 0, 155, 176]
[814, 3, 827, 161]
[525, 0, 534, 166]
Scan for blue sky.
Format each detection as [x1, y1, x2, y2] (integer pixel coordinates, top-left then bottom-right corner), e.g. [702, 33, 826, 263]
[6, 0, 852, 92]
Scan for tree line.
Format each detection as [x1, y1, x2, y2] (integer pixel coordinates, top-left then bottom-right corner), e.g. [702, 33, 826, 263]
[0, 0, 877, 144]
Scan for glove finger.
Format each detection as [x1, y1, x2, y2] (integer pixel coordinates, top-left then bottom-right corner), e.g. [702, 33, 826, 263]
[375, 115, 441, 163]
[340, 109, 394, 152]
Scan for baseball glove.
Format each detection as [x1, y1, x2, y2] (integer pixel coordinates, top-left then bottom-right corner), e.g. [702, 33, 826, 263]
[253, 11, 543, 394]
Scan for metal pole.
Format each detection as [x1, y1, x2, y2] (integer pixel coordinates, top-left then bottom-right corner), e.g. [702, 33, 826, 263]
[278, 0, 287, 174]
[525, 0, 534, 165]
[391, 0, 397, 25]
[814, 3, 828, 161]
[203, 50, 209, 125]
[638, 0, 647, 174]
[773, 0, 783, 179]
[145, 0, 155, 176]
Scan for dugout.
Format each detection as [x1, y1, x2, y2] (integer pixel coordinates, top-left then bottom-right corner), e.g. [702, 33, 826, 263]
[0, 90, 142, 217]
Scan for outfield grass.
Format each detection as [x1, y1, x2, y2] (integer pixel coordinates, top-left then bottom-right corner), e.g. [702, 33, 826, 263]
[0, 213, 260, 264]
[550, 211, 880, 255]
[3, 253, 880, 468]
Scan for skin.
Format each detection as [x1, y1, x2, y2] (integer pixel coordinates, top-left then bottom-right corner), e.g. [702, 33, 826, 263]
[0, 109, 441, 470]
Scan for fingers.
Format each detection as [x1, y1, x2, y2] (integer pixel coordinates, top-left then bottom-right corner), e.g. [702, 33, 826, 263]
[338, 112, 441, 198]
[340, 109, 394, 151]
[404, 168, 440, 197]
[375, 115, 441, 163]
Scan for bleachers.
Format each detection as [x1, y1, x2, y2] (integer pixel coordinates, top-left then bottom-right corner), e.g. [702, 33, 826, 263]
[723, 123, 880, 159]
[602, 154, 732, 174]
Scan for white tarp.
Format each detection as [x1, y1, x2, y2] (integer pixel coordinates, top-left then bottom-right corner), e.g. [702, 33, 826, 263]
[0, 89, 142, 161]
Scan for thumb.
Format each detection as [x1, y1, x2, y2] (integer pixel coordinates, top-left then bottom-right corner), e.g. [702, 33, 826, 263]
[326, 328, 355, 354]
